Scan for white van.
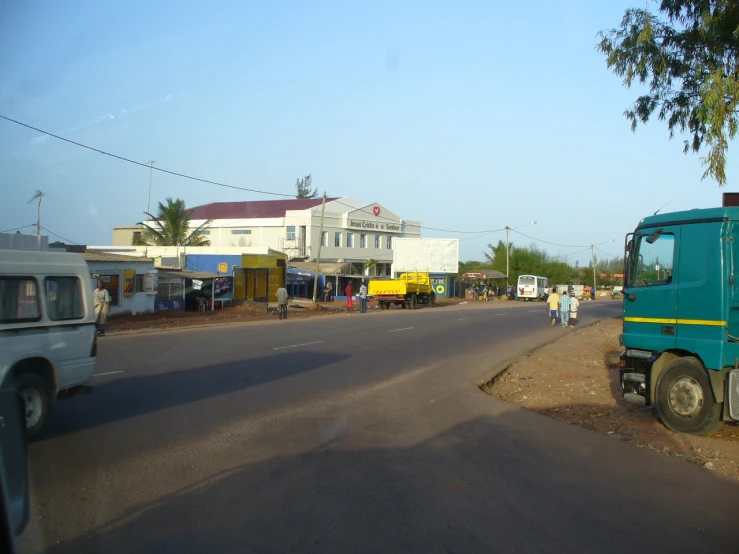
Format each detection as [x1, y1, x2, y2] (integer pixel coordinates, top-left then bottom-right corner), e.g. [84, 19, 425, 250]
[0, 251, 97, 437]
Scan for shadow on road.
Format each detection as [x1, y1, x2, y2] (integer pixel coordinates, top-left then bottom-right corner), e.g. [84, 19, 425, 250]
[38, 413, 738, 554]
[40, 350, 350, 439]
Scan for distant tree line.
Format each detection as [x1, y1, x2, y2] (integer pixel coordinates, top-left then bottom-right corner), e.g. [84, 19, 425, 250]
[459, 241, 625, 288]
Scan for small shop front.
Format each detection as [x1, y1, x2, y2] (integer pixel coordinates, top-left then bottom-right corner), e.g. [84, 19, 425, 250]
[233, 252, 288, 304]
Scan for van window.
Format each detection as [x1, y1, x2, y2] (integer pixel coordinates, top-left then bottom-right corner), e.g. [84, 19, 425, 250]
[0, 278, 41, 323]
[46, 277, 84, 320]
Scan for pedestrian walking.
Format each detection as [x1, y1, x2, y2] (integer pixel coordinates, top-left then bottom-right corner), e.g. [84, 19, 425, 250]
[345, 282, 353, 312]
[93, 281, 111, 336]
[559, 289, 571, 327]
[276, 285, 288, 320]
[547, 286, 560, 326]
[326, 281, 333, 302]
[359, 281, 368, 313]
[569, 292, 579, 327]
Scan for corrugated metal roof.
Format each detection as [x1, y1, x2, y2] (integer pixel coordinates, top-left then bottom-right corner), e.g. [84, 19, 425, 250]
[83, 252, 153, 263]
[188, 198, 339, 220]
[158, 269, 218, 280]
[461, 270, 507, 280]
[288, 261, 354, 275]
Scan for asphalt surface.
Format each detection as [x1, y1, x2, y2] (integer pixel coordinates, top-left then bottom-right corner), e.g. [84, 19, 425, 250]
[18, 300, 739, 553]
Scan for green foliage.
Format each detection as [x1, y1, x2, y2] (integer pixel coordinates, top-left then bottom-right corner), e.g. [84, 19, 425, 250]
[474, 242, 625, 287]
[597, 1, 739, 185]
[295, 174, 318, 198]
[137, 197, 212, 247]
[483, 240, 574, 284]
[458, 260, 486, 274]
[363, 258, 380, 276]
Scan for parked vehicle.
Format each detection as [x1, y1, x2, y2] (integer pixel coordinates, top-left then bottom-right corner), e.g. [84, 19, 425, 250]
[0, 251, 97, 437]
[517, 275, 548, 301]
[620, 204, 739, 435]
[370, 272, 435, 310]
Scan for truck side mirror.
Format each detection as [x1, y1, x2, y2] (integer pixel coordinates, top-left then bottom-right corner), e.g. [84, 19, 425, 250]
[0, 391, 30, 538]
[646, 228, 663, 244]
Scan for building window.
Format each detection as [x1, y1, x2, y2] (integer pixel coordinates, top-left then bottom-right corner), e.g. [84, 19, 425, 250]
[374, 235, 380, 249]
[0, 278, 40, 323]
[360, 234, 366, 248]
[286, 226, 296, 240]
[201, 230, 211, 235]
[386, 236, 392, 249]
[321, 231, 328, 247]
[132, 231, 142, 244]
[385, 264, 392, 276]
[46, 277, 84, 320]
[335, 232, 342, 247]
[231, 230, 251, 235]
[347, 233, 354, 248]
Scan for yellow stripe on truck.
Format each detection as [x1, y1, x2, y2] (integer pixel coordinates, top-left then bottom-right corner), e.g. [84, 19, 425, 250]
[624, 317, 726, 326]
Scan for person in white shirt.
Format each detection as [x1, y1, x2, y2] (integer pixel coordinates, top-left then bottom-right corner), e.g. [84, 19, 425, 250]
[93, 281, 111, 336]
[569, 292, 580, 327]
[276, 286, 288, 320]
[359, 282, 368, 313]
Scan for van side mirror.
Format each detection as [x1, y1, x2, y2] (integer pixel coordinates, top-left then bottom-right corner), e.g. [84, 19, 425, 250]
[0, 391, 30, 538]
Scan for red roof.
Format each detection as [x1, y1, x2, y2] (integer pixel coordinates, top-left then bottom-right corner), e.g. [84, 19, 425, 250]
[188, 198, 338, 220]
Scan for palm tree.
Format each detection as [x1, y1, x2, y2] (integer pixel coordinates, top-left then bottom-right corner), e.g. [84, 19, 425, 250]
[363, 258, 379, 276]
[135, 197, 212, 246]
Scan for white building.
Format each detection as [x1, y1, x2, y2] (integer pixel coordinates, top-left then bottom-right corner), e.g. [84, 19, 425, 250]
[83, 252, 157, 316]
[113, 197, 421, 276]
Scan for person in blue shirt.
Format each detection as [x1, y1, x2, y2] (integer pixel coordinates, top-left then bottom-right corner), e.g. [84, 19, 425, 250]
[559, 291, 571, 328]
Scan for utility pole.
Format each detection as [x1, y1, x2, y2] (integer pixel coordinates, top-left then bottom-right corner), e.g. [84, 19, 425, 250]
[591, 244, 597, 301]
[145, 161, 156, 214]
[505, 221, 536, 287]
[505, 226, 510, 286]
[28, 190, 45, 239]
[312, 192, 327, 303]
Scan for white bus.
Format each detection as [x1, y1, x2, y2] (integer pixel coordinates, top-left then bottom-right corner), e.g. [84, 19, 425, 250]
[517, 275, 549, 301]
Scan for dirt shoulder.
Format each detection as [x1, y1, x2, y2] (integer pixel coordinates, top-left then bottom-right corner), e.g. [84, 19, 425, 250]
[482, 318, 739, 480]
[106, 297, 468, 335]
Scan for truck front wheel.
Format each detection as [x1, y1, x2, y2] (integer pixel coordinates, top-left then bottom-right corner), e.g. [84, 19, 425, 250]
[655, 358, 723, 436]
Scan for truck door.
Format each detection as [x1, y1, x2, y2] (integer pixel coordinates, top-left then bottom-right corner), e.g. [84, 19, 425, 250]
[623, 225, 680, 352]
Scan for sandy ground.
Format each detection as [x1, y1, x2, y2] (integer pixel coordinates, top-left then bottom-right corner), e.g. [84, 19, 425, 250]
[105, 297, 468, 334]
[483, 317, 739, 480]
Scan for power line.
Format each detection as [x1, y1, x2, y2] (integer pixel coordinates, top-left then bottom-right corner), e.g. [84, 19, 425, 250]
[3, 114, 534, 236]
[0, 224, 35, 234]
[41, 226, 82, 245]
[0, 114, 620, 245]
[0, 114, 294, 198]
[509, 228, 589, 248]
[329, 198, 507, 234]
[595, 246, 623, 259]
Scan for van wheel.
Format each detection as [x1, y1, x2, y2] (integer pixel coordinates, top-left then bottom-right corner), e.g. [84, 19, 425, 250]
[655, 358, 723, 436]
[16, 373, 51, 438]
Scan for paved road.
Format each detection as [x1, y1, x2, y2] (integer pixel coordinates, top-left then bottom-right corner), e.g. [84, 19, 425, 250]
[18, 301, 739, 553]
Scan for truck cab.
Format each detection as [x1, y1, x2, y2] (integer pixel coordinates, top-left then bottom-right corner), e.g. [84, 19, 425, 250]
[621, 207, 739, 435]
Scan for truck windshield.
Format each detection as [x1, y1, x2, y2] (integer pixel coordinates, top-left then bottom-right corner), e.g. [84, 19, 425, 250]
[631, 232, 675, 287]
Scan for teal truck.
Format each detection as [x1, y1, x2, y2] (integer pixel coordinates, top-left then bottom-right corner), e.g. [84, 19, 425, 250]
[621, 204, 739, 435]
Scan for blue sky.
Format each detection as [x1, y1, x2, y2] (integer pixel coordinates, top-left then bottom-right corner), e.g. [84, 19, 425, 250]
[0, 0, 735, 265]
